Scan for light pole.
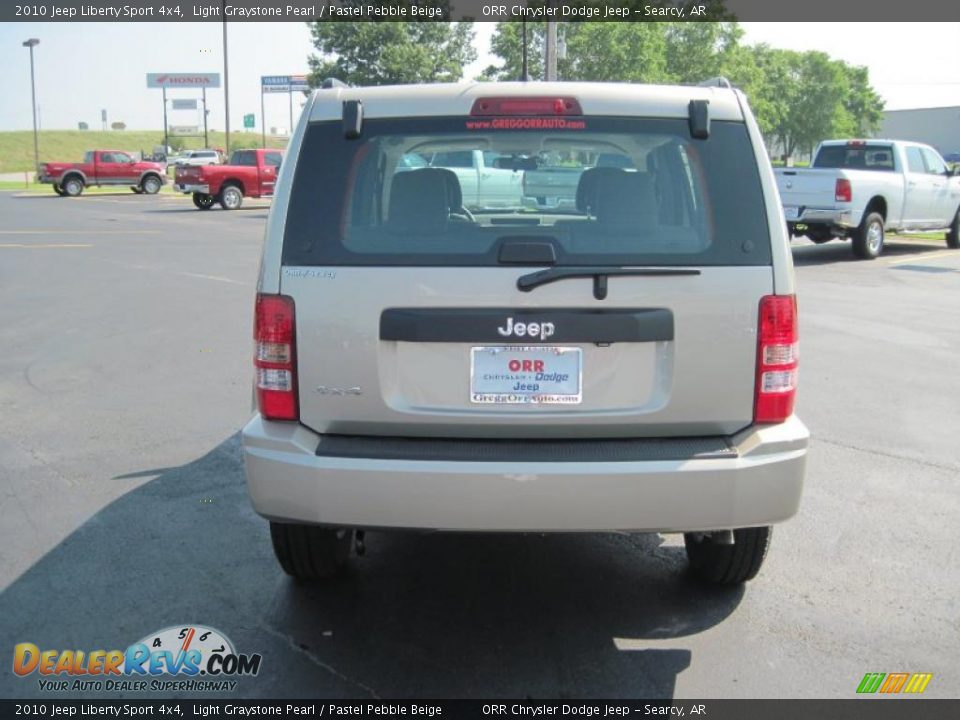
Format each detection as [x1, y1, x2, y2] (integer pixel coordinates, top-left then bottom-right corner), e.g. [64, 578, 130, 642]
[221, 1, 230, 157]
[22, 38, 40, 181]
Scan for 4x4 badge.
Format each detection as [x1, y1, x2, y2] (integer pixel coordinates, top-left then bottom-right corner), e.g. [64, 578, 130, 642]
[315, 386, 363, 396]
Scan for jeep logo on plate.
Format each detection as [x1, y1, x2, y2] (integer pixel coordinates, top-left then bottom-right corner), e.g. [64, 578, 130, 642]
[497, 317, 555, 341]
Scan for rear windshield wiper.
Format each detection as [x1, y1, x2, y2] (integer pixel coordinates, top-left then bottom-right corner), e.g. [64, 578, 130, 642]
[517, 266, 701, 300]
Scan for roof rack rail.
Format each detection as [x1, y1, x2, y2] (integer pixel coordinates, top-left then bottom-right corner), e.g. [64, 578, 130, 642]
[697, 77, 733, 89]
[321, 78, 349, 89]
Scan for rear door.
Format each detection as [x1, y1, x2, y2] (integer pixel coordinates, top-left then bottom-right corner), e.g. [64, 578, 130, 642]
[903, 145, 934, 226]
[279, 111, 774, 439]
[260, 151, 282, 197]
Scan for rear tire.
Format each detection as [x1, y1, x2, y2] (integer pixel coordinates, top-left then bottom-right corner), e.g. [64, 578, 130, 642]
[269, 522, 353, 581]
[852, 211, 884, 259]
[192, 192, 215, 210]
[219, 183, 243, 210]
[947, 208, 959, 249]
[61, 176, 84, 197]
[140, 174, 162, 195]
[684, 527, 772, 585]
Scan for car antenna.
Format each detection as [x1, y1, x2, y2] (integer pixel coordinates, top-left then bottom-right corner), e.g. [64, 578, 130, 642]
[520, 20, 530, 81]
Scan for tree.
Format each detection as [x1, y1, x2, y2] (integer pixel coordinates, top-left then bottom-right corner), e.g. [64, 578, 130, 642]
[307, 20, 476, 87]
[111, 121, 126, 131]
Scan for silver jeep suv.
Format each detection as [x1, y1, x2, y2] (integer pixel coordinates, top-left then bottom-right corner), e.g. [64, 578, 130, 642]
[242, 81, 808, 585]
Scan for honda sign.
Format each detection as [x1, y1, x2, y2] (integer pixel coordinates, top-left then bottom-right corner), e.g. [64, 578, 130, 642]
[147, 73, 221, 88]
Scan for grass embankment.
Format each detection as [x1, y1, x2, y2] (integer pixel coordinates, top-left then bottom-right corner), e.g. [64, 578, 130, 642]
[0, 130, 288, 173]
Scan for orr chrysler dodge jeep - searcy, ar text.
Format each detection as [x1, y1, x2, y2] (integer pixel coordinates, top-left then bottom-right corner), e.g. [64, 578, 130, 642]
[242, 79, 809, 587]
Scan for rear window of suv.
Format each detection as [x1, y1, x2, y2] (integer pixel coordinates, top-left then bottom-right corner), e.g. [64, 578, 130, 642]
[282, 116, 771, 267]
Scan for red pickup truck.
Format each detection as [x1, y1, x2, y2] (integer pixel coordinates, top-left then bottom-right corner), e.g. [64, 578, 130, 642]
[174, 148, 283, 210]
[37, 150, 167, 197]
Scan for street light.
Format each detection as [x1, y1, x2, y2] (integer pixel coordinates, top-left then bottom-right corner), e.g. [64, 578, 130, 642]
[22, 38, 40, 181]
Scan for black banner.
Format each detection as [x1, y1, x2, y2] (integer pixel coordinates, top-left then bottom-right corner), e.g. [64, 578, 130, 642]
[3, 0, 960, 22]
[3, 700, 960, 719]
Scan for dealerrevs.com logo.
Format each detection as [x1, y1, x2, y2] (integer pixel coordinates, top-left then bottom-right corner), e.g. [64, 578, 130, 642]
[13, 625, 262, 693]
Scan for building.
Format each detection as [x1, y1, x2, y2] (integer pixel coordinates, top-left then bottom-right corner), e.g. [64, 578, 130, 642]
[879, 107, 960, 158]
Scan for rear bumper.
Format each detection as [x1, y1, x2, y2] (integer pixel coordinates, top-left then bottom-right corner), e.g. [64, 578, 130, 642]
[785, 206, 855, 228]
[174, 183, 210, 194]
[242, 416, 808, 533]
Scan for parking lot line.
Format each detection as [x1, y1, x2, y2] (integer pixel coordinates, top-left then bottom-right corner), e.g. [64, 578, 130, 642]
[0, 243, 93, 248]
[887, 250, 960, 265]
[0, 230, 161, 235]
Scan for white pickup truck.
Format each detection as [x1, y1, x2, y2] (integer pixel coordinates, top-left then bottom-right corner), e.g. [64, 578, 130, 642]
[775, 140, 960, 258]
[427, 149, 525, 209]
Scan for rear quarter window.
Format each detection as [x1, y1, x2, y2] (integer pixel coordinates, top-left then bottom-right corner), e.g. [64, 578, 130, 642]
[282, 116, 772, 268]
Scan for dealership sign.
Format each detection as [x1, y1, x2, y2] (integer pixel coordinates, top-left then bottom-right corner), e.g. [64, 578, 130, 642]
[171, 99, 198, 110]
[262, 75, 290, 93]
[147, 73, 221, 88]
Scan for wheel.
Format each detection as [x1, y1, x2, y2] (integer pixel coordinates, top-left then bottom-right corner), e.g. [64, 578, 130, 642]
[192, 193, 215, 210]
[131, 186, 144, 194]
[140, 174, 162, 195]
[852, 211, 884, 259]
[269, 522, 352, 581]
[947, 208, 959, 249]
[61, 176, 84, 197]
[684, 527, 772, 585]
[53, 184, 66, 196]
[219, 183, 243, 210]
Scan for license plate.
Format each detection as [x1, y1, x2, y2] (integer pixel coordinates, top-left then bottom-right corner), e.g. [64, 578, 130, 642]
[783, 205, 800, 220]
[470, 346, 582, 404]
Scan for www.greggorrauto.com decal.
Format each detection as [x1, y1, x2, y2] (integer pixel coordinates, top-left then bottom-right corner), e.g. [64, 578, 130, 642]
[13, 625, 261, 693]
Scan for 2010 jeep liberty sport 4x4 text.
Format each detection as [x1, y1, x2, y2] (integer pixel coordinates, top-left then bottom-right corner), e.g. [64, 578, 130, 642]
[242, 80, 809, 586]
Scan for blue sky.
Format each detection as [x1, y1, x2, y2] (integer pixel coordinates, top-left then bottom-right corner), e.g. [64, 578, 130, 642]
[1, 22, 959, 133]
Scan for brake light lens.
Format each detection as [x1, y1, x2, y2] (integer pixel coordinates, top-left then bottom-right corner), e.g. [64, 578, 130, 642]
[835, 178, 852, 203]
[254, 294, 298, 421]
[470, 97, 582, 116]
[755, 295, 798, 424]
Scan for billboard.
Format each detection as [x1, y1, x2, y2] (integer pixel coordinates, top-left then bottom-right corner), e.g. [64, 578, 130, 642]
[290, 74, 310, 91]
[147, 73, 221, 88]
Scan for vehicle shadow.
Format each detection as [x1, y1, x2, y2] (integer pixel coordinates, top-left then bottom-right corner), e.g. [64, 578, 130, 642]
[0, 434, 742, 700]
[791, 237, 950, 266]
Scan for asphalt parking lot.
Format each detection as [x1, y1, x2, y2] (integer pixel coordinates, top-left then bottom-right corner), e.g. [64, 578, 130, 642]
[0, 190, 957, 699]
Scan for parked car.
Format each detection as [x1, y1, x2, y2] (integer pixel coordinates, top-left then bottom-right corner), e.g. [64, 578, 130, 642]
[173, 149, 222, 167]
[242, 80, 808, 586]
[36, 150, 167, 197]
[174, 148, 282, 210]
[775, 140, 960, 257]
[427, 149, 525, 209]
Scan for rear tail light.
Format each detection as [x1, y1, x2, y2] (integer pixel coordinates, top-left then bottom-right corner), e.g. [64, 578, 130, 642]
[254, 294, 298, 421]
[835, 178, 852, 203]
[755, 295, 798, 424]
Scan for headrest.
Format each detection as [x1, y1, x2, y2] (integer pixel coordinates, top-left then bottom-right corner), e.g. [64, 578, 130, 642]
[422, 167, 463, 210]
[388, 169, 450, 235]
[576, 167, 626, 214]
[595, 172, 657, 231]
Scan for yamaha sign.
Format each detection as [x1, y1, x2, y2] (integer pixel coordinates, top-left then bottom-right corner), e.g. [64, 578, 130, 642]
[147, 73, 221, 88]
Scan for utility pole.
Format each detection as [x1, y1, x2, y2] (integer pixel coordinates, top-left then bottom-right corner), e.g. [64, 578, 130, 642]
[545, 19, 557, 81]
[22, 38, 40, 179]
[162, 87, 169, 152]
[222, 0, 230, 157]
[202, 87, 209, 148]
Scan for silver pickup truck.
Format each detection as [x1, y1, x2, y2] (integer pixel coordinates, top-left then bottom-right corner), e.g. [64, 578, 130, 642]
[775, 140, 960, 258]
